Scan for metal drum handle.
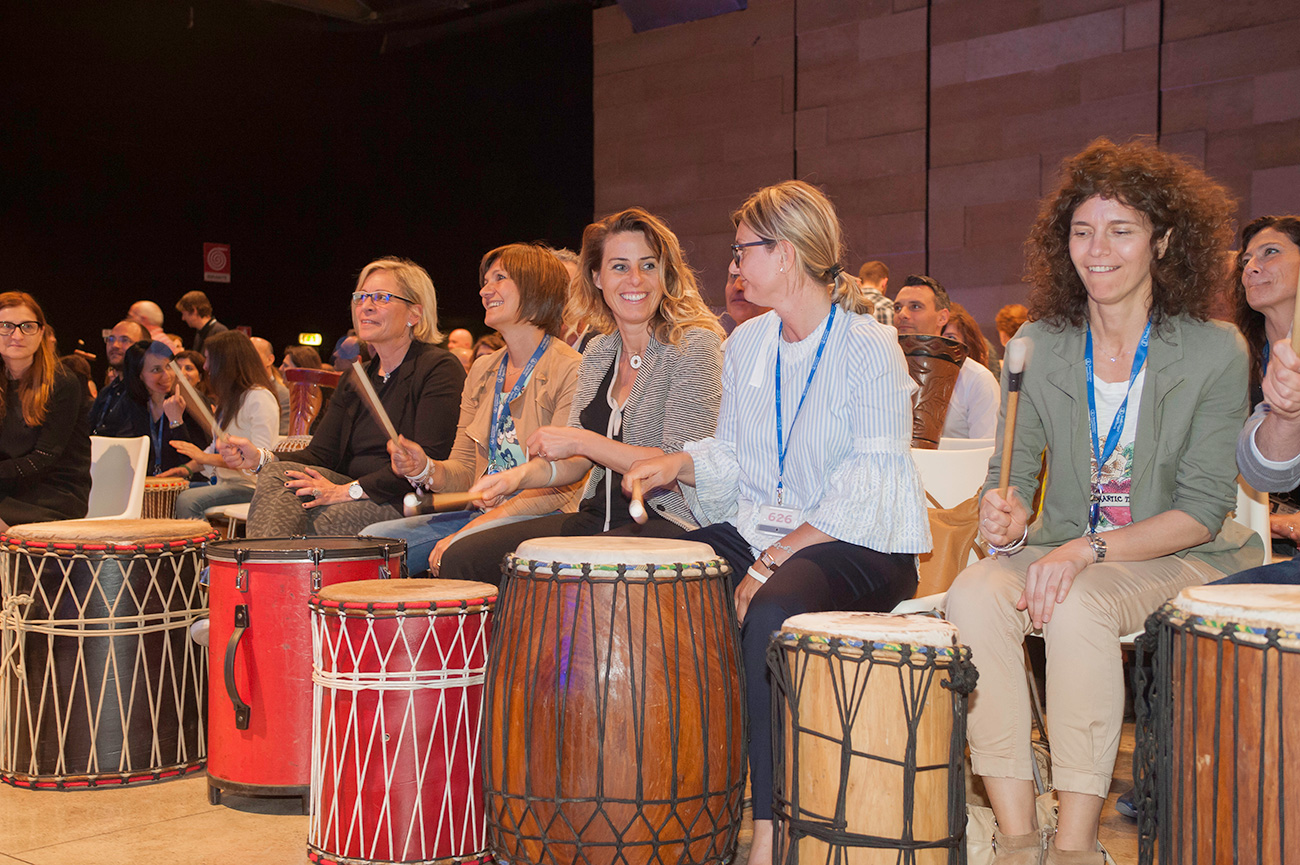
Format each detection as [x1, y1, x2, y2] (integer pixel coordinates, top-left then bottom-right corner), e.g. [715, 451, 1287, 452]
[225, 604, 251, 730]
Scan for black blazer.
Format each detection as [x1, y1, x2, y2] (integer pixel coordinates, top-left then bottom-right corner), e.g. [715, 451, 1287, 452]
[292, 341, 465, 506]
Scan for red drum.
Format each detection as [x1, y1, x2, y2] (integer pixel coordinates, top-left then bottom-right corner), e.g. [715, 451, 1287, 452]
[0, 519, 215, 788]
[142, 477, 190, 519]
[205, 536, 406, 809]
[309, 579, 497, 865]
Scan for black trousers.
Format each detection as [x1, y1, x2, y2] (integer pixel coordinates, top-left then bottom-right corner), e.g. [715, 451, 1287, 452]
[437, 509, 688, 586]
[679, 522, 918, 820]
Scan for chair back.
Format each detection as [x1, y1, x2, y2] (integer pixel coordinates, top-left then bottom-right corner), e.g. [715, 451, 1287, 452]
[911, 446, 994, 510]
[910, 446, 995, 598]
[938, 437, 996, 450]
[85, 435, 150, 520]
[284, 367, 343, 436]
[1235, 476, 1270, 555]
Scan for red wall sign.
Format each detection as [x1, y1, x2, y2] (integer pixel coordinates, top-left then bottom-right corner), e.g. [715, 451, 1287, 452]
[204, 243, 231, 283]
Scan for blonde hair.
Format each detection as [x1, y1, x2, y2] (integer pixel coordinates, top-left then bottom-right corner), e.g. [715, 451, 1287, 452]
[354, 257, 443, 344]
[732, 180, 873, 315]
[570, 208, 723, 346]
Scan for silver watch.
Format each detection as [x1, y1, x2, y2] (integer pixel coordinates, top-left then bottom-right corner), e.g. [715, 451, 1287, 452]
[1087, 532, 1107, 563]
[348, 482, 364, 501]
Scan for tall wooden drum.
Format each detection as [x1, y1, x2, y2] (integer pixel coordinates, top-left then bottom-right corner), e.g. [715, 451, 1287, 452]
[1134, 585, 1300, 865]
[0, 518, 215, 788]
[768, 612, 976, 864]
[142, 477, 190, 519]
[487, 537, 746, 865]
[309, 578, 497, 865]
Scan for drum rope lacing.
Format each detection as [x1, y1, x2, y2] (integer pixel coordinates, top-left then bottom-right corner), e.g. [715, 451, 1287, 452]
[1133, 603, 1296, 865]
[767, 632, 977, 860]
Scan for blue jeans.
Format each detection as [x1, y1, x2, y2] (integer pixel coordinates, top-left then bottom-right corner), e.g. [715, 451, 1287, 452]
[362, 511, 477, 573]
[1210, 551, 1300, 585]
[175, 481, 255, 521]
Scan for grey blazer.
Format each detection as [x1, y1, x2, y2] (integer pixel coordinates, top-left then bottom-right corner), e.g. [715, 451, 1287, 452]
[985, 316, 1262, 575]
[567, 327, 723, 529]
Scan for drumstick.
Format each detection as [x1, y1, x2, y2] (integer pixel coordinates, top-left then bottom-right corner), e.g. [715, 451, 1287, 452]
[403, 491, 478, 516]
[351, 359, 400, 444]
[168, 360, 226, 443]
[629, 477, 647, 525]
[997, 338, 1030, 498]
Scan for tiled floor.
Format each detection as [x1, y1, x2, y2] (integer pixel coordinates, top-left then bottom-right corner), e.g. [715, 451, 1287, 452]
[0, 734, 1138, 865]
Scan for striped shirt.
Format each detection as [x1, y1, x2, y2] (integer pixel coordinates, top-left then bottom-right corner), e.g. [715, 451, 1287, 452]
[685, 307, 932, 555]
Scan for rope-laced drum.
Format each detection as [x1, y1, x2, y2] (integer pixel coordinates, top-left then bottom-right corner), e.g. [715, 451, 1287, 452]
[142, 477, 190, 520]
[205, 536, 406, 810]
[309, 578, 497, 865]
[488, 536, 746, 865]
[767, 612, 976, 865]
[0, 518, 215, 788]
[1134, 584, 1300, 865]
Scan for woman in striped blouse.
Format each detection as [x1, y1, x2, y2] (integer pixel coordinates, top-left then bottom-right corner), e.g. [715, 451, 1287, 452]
[624, 180, 931, 865]
[435, 207, 724, 583]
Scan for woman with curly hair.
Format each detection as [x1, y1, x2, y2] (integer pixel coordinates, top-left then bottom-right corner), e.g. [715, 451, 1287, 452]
[437, 207, 724, 583]
[945, 138, 1262, 864]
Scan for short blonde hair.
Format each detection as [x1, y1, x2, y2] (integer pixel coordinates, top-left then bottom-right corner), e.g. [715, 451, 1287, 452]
[354, 257, 443, 344]
[570, 208, 722, 346]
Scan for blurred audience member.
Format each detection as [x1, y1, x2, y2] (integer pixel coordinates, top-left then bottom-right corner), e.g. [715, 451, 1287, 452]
[943, 302, 1001, 380]
[176, 290, 227, 353]
[283, 344, 323, 371]
[451, 345, 474, 372]
[995, 303, 1030, 347]
[858, 260, 894, 326]
[88, 319, 149, 436]
[447, 328, 474, 354]
[719, 269, 770, 335]
[127, 300, 166, 339]
[59, 353, 97, 401]
[473, 332, 505, 361]
[251, 336, 291, 435]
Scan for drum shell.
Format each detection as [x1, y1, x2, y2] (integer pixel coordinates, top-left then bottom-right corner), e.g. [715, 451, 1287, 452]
[205, 538, 405, 795]
[309, 589, 494, 865]
[487, 555, 746, 865]
[1145, 606, 1300, 865]
[899, 334, 966, 449]
[0, 530, 212, 787]
[142, 478, 190, 520]
[769, 632, 972, 865]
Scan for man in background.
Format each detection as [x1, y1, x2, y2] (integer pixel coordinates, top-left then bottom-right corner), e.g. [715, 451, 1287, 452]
[176, 290, 228, 353]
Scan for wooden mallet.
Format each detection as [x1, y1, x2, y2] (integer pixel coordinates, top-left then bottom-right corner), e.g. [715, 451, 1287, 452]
[629, 477, 647, 525]
[997, 338, 1030, 498]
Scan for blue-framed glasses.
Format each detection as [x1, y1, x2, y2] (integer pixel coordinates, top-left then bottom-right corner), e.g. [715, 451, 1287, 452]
[731, 239, 774, 266]
[351, 291, 416, 306]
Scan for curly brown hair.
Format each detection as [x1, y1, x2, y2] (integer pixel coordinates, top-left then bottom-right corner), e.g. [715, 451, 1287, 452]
[1024, 137, 1236, 329]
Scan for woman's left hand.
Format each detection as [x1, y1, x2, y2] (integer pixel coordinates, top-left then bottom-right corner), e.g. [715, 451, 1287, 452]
[284, 468, 350, 509]
[429, 532, 460, 576]
[526, 426, 587, 462]
[1016, 538, 1094, 629]
[162, 393, 187, 424]
[734, 569, 764, 624]
[170, 440, 205, 461]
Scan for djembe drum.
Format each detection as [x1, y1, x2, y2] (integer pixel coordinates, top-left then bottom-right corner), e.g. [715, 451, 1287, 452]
[308, 578, 497, 865]
[1134, 585, 1300, 865]
[487, 537, 746, 865]
[768, 612, 976, 864]
[205, 536, 406, 809]
[142, 477, 190, 519]
[899, 334, 967, 449]
[0, 518, 215, 788]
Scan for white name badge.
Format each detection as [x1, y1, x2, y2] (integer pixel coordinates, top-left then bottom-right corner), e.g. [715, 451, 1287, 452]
[757, 504, 800, 536]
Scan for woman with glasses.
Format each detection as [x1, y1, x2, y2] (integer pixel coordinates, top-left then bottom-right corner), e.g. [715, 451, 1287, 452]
[119, 339, 210, 475]
[623, 181, 929, 865]
[220, 257, 465, 536]
[361, 243, 584, 574]
[434, 207, 724, 583]
[0, 292, 92, 528]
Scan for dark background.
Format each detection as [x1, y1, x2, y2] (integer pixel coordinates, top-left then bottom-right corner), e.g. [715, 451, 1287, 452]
[0, 0, 593, 371]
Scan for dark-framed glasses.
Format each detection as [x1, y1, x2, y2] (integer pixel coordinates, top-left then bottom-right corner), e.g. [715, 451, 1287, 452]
[731, 239, 774, 266]
[0, 321, 42, 336]
[352, 291, 416, 306]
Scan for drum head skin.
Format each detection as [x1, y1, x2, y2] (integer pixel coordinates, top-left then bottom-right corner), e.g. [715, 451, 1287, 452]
[144, 477, 190, 491]
[1173, 584, 1300, 632]
[318, 578, 496, 606]
[780, 611, 960, 648]
[206, 535, 407, 561]
[4, 518, 214, 546]
[512, 536, 719, 566]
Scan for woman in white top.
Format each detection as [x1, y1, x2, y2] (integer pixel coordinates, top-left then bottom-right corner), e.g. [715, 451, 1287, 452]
[161, 330, 279, 519]
[625, 180, 931, 865]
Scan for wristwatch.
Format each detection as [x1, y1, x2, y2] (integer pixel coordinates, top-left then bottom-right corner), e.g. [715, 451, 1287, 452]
[1087, 532, 1107, 563]
[348, 482, 364, 501]
[758, 550, 782, 574]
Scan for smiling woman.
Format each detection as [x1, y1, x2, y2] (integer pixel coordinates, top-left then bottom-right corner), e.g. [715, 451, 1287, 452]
[0, 291, 92, 528]
[219, 257, 466, 537]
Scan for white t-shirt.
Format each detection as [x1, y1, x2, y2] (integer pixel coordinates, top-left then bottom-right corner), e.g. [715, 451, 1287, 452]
[1090, 369, 1144, 531]
[941, 357, 1000, 439]
[204, 387, 280, 486]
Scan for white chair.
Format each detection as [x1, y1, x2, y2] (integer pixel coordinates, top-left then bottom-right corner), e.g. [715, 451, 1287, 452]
[85, 435, 150, 520]
[1235, 475, 1271, 557]
[910, 446, 995, 509]
[938, 437, 996, 451]
[205, 502, 250, 538]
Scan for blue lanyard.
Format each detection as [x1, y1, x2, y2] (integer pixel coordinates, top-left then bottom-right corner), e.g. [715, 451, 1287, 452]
[151, 411, 166, 475]
[1084, 320, 1151, 532]
[487, 335, 551, 471]
[775, 305, 836, 506]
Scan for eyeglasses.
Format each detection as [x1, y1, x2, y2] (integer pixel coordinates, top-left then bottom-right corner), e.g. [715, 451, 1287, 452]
[731, 239, 774, 266]
[104, 334, 135, 345]
[0, 321, 41, 336]
[351, 291, 416, 306]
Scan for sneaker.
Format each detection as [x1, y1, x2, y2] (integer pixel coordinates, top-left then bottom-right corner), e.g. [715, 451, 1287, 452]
[1114, 787, 1137, 820]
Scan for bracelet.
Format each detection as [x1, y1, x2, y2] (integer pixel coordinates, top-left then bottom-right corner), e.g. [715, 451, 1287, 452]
[406, 456, 433, 488]
[169, 418, 184, 430]
[180, 465, 194, 479]
[544, 460, 558, 486]
[985, 523, 1029, 556]
[252, 447, 275, 474]
[771, 541, 796, 555]
[745, 565, 770, 585]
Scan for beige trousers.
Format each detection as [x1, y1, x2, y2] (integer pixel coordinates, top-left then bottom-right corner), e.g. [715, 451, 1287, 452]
[945, 545, 1221, 798]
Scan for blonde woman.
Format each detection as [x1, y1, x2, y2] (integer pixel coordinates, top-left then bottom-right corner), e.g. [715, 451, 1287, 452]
[437, 207, 724, 582]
